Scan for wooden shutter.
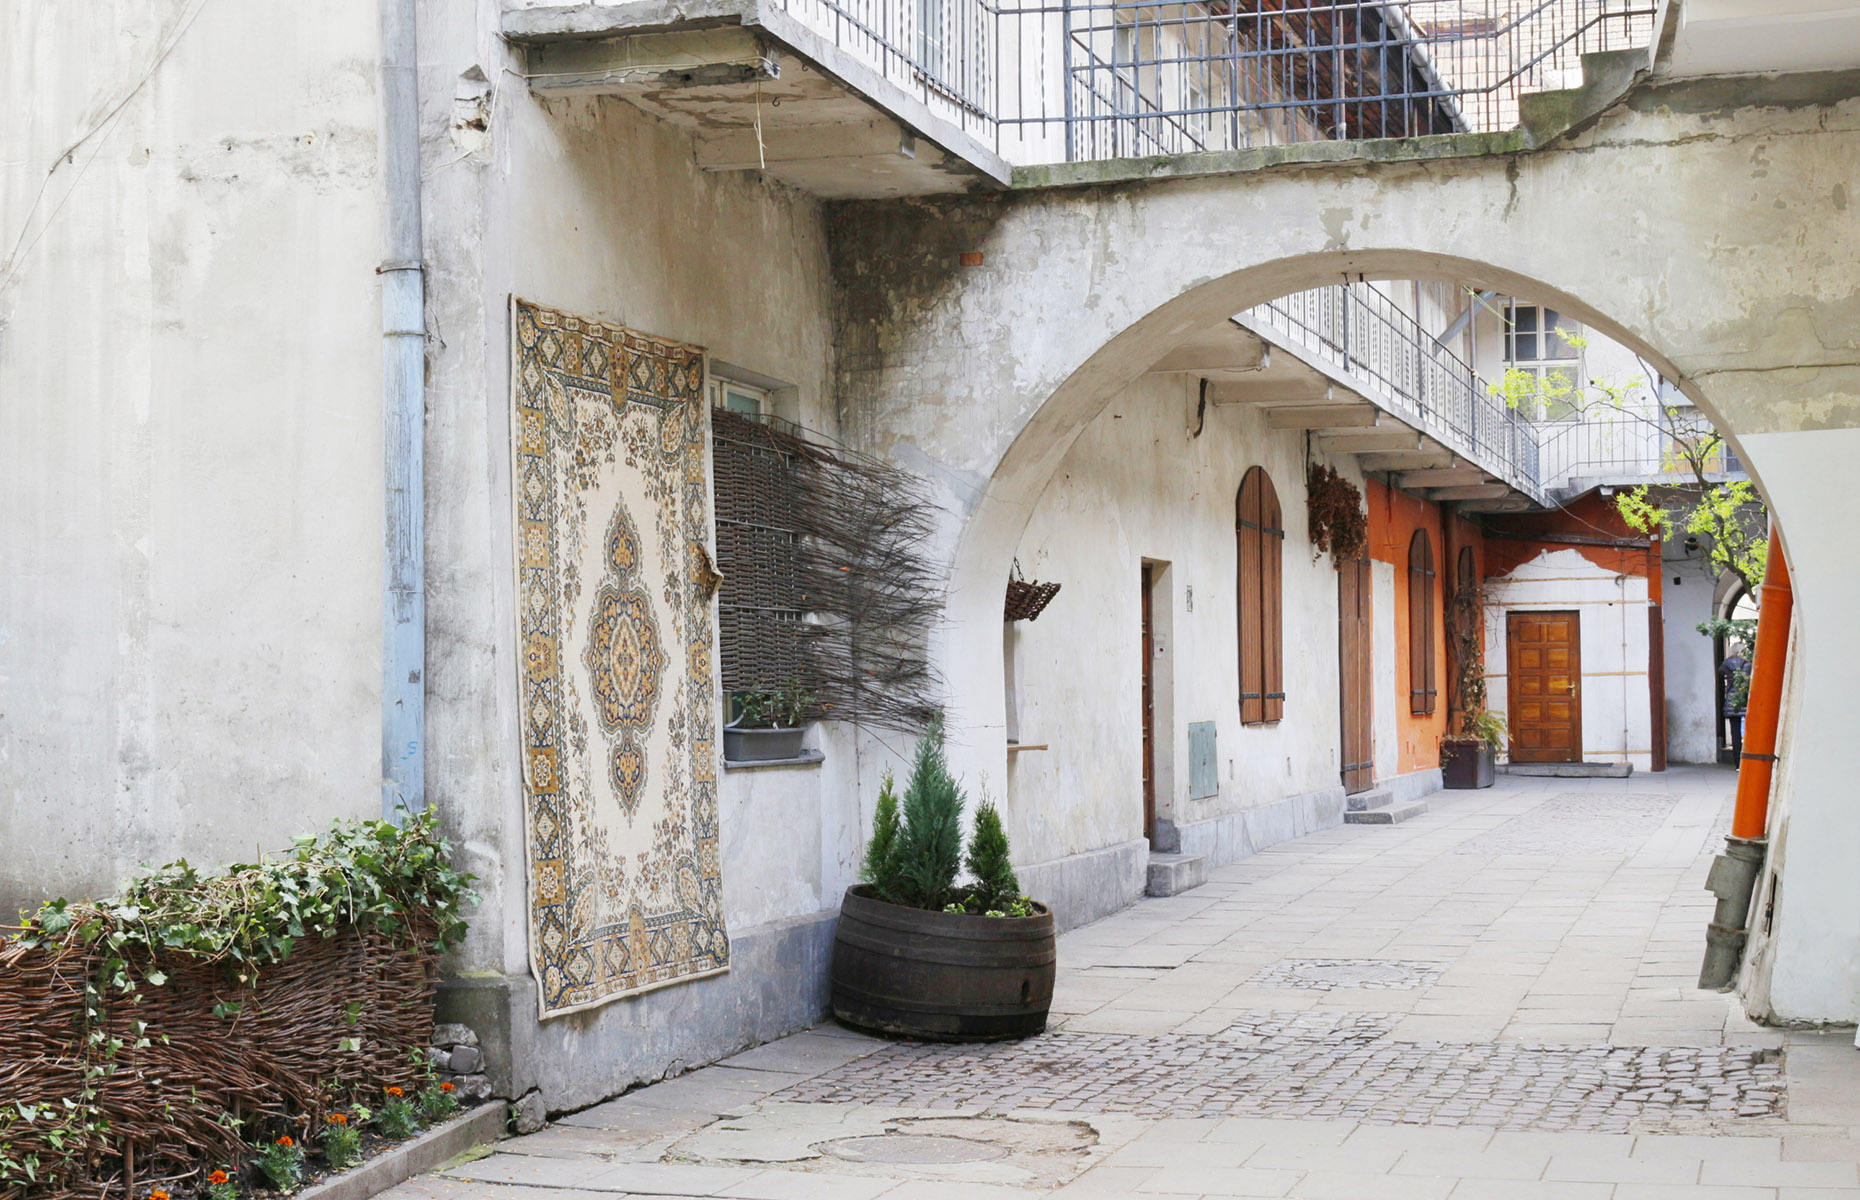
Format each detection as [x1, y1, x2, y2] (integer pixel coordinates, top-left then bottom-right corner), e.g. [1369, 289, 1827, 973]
[1409, 530, 1437, 715]
[1237, 467, 1284, 725]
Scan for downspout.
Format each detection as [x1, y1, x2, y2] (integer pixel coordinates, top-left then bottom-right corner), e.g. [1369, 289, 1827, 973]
[379, 0, 426, 819]
[1699, 531, 1792, 990]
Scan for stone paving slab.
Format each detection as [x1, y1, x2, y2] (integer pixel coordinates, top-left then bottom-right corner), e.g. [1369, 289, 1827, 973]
[381, 768, 1860, 1200]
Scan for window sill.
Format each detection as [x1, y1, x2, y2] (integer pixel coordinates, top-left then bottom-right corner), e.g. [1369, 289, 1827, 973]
[723, 750, 825, 771]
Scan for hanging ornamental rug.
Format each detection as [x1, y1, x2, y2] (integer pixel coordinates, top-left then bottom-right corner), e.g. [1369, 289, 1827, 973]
[510, 298, 728, 1019]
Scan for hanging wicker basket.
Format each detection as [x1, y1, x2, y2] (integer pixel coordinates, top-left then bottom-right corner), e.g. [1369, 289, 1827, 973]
[1004, 577, 1061, 622]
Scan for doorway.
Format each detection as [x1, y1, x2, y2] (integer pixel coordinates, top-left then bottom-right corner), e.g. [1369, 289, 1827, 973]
[1337, 554, 1374, 794]
[1141, 564, 1156, 842]
[1507, 610, 1582, 762]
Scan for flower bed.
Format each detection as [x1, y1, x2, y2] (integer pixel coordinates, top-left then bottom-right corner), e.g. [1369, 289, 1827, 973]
[0, 813, 474, 1200]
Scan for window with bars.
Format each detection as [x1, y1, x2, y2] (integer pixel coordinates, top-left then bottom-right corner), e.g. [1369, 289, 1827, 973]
[1408, 529, 1438, 716]
[1236, 466, 1284, 725]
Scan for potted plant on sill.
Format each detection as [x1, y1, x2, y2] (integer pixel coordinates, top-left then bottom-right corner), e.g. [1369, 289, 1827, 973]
[1442, 709, 1506, 789]
[723, 682, 816, 763]
[831, 716, 1055, 1042]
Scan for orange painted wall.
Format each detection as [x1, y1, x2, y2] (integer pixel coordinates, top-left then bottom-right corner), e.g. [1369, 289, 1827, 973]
[1366, 480, 1461, 774]
[1482, 494, 1660, 599]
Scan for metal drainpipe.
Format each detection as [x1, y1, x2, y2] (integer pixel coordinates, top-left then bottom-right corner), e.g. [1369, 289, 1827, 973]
[1698, 531, 1792, 990]
[378, 0, 426, 820]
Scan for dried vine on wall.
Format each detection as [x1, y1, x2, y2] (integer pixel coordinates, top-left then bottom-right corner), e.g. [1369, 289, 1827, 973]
[711, 410, 943, 732]
[1306, 463, 1369, 566]
[1446, 571, 1488, 733]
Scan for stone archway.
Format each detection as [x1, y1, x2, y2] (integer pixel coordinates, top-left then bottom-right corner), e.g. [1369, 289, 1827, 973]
[828, 83, 1860, 1021]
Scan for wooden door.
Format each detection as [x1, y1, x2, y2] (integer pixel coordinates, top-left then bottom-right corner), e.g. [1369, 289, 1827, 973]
[1507, 610, 1582, 763]
[1141, 565, 1157, 842]
[1337, 555, 1374, 793]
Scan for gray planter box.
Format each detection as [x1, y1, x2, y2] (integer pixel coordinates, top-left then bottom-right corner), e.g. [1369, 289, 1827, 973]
[724, 724, 807, 762]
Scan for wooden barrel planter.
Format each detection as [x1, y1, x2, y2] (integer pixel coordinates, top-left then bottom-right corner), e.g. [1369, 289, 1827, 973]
[830, 885, 1056, 1042]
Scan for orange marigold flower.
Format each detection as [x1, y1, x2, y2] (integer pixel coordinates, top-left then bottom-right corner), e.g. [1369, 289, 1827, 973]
[438, 1082, 455, 1093]
[208, 1171, 230, 1186]
[384, 1086, 404, 1098]
[327, 1113, 349, 1125]
[275, 1135, 295, 1148]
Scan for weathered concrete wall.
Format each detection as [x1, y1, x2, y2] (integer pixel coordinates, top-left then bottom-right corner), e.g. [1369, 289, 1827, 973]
[416, 6, 870, 1107]
[1007, 375, 1355, 867]
[0, 0, 385, 917]
[825, 78, 1860, 1020]
[1661, 546, 1720, 764]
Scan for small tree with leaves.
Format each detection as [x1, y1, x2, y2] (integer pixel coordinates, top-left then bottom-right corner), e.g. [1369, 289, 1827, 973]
[1490, 328, 1767, 594]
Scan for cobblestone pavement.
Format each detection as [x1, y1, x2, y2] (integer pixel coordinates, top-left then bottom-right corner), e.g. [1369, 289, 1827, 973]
[772, 1015, 1786, 1129]
[387, 767, 1860, 1199]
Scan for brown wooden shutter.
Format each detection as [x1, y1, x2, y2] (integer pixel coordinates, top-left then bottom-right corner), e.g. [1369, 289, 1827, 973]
[1409, 530, 1437, 715]
[1237, 467, 1284, 726]
[1262, 475, 1285, 723]
[1237, 470, 1263, 725]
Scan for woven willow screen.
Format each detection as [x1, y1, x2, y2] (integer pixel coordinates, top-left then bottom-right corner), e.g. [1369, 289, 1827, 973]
[708, 408, 941, 731]
[712, 411, 807, 693]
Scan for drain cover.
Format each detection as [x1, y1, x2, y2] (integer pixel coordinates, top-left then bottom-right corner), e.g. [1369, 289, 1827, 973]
[819, 1134, 1010, 1165]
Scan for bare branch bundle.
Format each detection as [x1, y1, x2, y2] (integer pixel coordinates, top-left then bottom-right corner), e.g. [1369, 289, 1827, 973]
[711, 410, 943, 732]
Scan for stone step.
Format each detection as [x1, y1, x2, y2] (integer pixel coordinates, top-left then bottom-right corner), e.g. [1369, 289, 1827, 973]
[1346, 789, 1394, 812]
[1146, 852, 1208, 897]
[1344, 799, 1429, 825]
[1506, 761, 1633, 778]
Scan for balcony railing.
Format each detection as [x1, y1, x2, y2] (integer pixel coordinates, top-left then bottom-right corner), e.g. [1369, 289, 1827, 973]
[766, 0, 1658, 164]
[1242, 283, 1543, 498]
[1535, 409, 1745, 495]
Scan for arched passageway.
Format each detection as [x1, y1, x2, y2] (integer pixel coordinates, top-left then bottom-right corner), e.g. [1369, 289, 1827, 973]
[829, 87, 1860, 1021]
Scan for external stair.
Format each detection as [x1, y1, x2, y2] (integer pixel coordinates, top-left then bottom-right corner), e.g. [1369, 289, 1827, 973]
[1146, 851, 1208, 897]
[1343, 788, 1428, 825]
[1506, 762, 1633, 778]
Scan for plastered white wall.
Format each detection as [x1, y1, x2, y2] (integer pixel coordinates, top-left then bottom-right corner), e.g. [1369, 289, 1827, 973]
[0, 0, 385, 916]
[1661, 547, 1721, 764]
[416, 37, 865, 983]
[1005, 375, 1353, 865]
[1484, 549, 1653, 768]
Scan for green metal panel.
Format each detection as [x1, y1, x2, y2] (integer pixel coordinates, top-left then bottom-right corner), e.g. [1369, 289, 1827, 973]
[1189, 721, 1219, 800]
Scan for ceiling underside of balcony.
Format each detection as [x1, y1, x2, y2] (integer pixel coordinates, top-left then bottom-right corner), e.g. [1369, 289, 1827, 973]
[1146, 320, 1537, 514]
[503, 18, 1001, 198]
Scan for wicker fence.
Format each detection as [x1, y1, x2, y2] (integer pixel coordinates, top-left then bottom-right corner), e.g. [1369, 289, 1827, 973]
[0, 918, 439, 1200]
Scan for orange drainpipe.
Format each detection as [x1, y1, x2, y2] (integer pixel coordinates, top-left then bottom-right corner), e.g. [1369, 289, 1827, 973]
[1729, 535, 1793, 840]
[1700, 529, 1792, 990]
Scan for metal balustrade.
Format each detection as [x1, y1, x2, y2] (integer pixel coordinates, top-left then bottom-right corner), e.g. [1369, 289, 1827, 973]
[1535, 409, 1745, 495]
[764, 0, 1659, 164]
[1242, 283, 1544, 500]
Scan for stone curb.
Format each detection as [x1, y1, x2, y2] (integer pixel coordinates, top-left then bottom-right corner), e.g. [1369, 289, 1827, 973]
[294, 1103, 507, 1200]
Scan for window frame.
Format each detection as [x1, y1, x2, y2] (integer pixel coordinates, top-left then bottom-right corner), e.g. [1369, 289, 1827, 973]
[1504, 302, 1585, 422]
[1236, 466, 1285, 726]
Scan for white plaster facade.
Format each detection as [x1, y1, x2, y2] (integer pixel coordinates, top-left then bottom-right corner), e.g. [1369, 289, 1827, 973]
[6, 0, 1860, 1110]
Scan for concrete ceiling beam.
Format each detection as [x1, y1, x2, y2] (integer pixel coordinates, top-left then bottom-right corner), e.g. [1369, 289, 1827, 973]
[1356, 447, 1456, 471]
[1148, 327, 1270, 374]
[698, 121, 917, 171]
[1318, 426, 1424, 454]
[1456, 497, 1539, 514]
[1428, 484, 1514, 501]
[1398, 466, 1488, 488]
[526, 29, 778, 95]
[1266, 404, 1380, 431]
[1204, 378, 1331, 405]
